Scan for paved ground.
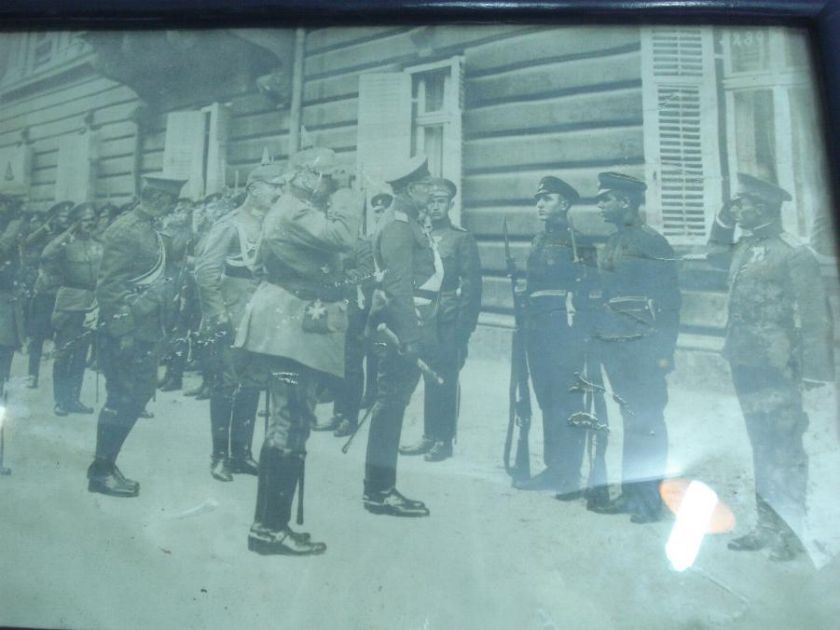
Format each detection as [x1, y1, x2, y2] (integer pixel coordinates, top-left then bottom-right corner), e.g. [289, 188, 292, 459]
[1, 349, 839, 630]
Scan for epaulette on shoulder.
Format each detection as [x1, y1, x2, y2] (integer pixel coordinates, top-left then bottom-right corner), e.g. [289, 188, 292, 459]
[451, 224, 468, 232]
[778, 231, 804, 249]
[393, 210, 409, 223]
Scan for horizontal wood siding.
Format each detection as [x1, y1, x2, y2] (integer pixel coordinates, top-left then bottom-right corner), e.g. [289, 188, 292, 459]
[0, 67, 140, 203]
[301, 25, 646, 319]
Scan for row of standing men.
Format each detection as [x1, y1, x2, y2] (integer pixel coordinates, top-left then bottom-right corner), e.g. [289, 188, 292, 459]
[0, 147, 833, 561]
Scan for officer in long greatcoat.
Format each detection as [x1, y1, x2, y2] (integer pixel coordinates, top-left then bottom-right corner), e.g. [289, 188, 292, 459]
[709, 173, 834, 561]
[235, 148, 363, 556]
[363, 155, 442, 517]
[588, 172, 681, 524]
[399, 177, 482, 462]
[41, 202, 102, 416]
[86, 174, 186, 497]
[194, 163, 284, 481]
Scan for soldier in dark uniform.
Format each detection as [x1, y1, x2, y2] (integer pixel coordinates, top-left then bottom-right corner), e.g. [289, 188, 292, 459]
[41, 202, 103, 416]
[26, 200, 73, 388]
[0, 187, 26, 393]
[86, 174, 186, 497]
[587, 172, 681, 523]
[235, 147, 363, 555]
[708, 173, 834, 561]
[194, 164, 284, 481]
[399, 177, 482, 462]
[511, 176, 598, 494]
[363, 156, 442, 517]
[316, 228, 377, 437]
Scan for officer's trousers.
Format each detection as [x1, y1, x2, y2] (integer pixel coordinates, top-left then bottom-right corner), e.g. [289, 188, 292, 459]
[27, 292, 55, 383]
[423, 320, 462, 443]
[365, 345, 421, 495]
[0, 345, 13, 392]
[94, 335, 157, 465]
[332, 302, 367, 426]
[207, 335, 259, 459]
[730, 363, 808, 533]
[526, 307, 588, 493]
[600, 340, 669, 516]
[51, 310, 90, 407]
[253, 358, 319, 532]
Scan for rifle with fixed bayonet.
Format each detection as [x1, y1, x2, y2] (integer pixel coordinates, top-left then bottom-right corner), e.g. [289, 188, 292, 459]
[502, 217, 531, 483]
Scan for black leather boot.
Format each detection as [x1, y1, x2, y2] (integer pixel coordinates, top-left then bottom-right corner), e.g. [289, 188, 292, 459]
[87, 457, 139, 497]
[209, 395, 233, 481]
[249, 448, 326, 555]
[230, 388, 259, 475]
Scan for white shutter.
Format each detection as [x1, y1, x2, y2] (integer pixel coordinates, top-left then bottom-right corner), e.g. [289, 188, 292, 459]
[55, 131, 95, 202]
[642, 27, 721, 242]
[0, 141, 32, 191]
[442, 57, 464, 226]
[356, 73, 412, 230]
[202, 103, 229, 196]
[163, 111, 206, 200]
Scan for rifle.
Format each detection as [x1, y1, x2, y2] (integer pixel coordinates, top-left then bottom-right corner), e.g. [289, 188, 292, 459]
[502, 217, 531, 483]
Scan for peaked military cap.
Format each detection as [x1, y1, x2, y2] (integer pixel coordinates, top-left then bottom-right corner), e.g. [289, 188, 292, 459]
[734, 173, 792, 205]
[535, 176, 580, 204]
[142, 174, 188, 198]
[371, 191, 393, 208]
[382, 155, 431, 188]
[289, 147, 341, 176]
[428, 177, 458, 199]
[246, 162, 286, 186]
[596, 172, 647, 198]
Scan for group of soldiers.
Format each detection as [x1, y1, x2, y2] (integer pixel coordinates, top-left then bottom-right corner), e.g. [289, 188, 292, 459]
[0, 142, 833, 562]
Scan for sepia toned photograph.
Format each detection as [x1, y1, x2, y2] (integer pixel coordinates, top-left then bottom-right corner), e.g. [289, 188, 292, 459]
[0, 23, 838, 629]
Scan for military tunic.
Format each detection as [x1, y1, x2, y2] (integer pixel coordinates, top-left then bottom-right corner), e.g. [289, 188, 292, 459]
[524, 222, 599, 491]
[194, 207, 263, 460]
[708, 219, 834, 532]
[95, 207, 170, 434]
[364, 195, 442, 495]
[235, 187, 362, 453]
[41, 232, 102, 408]
[422, 218, 482, 443]
[595, 218, 681, 517]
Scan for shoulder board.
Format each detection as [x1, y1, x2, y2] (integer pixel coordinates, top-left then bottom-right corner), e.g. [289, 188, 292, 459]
[451, 224, 468, 232]
[778, 231, 804, 249]
[393, 210, 409, 223]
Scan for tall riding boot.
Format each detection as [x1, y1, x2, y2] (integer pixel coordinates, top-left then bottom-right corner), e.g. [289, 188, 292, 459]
[88, 408, 140, 497]
[230, 387, 260, 475]
[249, 448, 325, 555]
[209, 394, 233, 481]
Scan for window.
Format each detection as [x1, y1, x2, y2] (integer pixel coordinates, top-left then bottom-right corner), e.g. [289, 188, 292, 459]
[721, 28, 831, 244]
[641, 27, 722, 244]
[356, 57, 463, 228]
[162, 103, 229, 200]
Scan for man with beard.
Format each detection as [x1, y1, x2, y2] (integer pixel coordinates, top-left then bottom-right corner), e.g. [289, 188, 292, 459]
[588, 172, 681, 524]
[362, 155, 442, 517]
[399, 177, 481, 462]
[235, 147, 363, 555]
[41, 202, 103, 416]
[709, 173, 834, 561]
[195, 164, 284, 481]
[86, 174, 186, 497]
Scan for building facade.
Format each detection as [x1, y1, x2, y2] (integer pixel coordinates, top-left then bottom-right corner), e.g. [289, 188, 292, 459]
[1, 25, 836, 368]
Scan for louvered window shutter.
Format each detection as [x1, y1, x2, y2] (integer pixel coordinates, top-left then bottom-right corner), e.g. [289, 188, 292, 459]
[356, 73, 412, 230]
[642, 27, 721, 242]
[163, 111, 207, 200]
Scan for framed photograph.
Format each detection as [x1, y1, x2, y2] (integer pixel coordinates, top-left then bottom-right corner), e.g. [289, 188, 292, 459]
[1, 2, 838, 628]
